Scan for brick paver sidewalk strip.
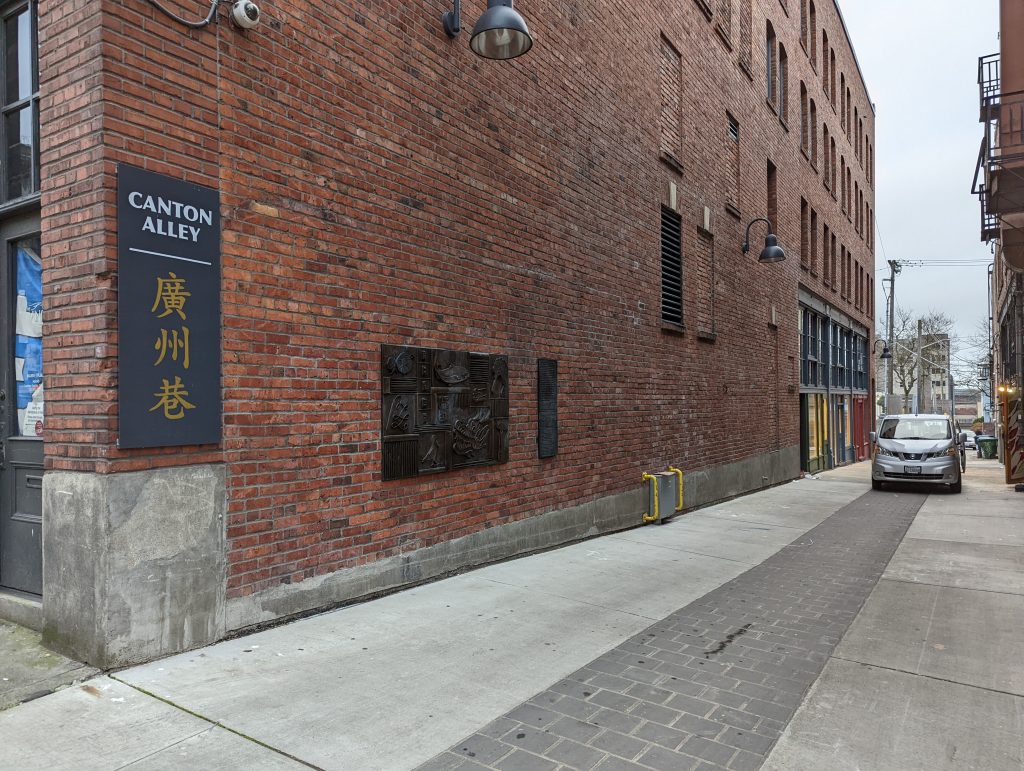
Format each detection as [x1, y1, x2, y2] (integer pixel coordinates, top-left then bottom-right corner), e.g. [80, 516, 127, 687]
[419, 489, 926, 771]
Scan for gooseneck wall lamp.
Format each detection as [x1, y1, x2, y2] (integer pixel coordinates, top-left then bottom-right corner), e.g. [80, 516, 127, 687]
[443, 0, 534, 60]
[741, 218, 786, 263]
[873, 339, 892, 360]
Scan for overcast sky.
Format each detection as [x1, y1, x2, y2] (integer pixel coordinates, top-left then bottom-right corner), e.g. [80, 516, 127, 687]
[839, 0, 999, 371]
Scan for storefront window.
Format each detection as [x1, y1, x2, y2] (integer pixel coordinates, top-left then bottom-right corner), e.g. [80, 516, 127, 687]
[806, 396, 818, 457]
[843, 397, 851, 451]
[1, 1, 38, 204]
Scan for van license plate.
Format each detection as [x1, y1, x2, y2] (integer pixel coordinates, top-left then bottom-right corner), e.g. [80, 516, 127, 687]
[904, 466, 922, 475]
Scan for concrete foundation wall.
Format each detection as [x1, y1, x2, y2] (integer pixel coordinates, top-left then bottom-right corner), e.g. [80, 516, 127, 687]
[682, 444, 800, 510]
[40, 465, 226, 669]
[226, 446, 800, 634]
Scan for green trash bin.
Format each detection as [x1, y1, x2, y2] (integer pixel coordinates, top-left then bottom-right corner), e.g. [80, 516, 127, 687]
[977, 437, 998, 459]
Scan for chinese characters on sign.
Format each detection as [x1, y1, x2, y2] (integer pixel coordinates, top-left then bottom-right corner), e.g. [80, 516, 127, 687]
[117, 164, 221, 448]
[149, 273, 193, 419]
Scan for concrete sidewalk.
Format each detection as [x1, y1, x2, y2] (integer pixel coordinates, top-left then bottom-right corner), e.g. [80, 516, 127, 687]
[0, 476, 864, 769]
[766, 458, 1024, 770]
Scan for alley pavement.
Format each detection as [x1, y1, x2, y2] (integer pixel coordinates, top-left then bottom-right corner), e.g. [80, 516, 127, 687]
[765, 458, 1024, 770]
[1, 459, 1021, 770]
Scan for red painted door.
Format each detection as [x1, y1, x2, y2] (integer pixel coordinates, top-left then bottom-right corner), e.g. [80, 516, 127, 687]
[853, 397, 868, 460]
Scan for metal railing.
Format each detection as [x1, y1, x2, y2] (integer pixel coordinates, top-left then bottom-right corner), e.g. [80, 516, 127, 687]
[974, 88, 1024, 235]
[979, 53, 1001, 117]
[974, 137, 988, 197]
[980, 186, 1000, 242]
[974, 139, 1002, 241]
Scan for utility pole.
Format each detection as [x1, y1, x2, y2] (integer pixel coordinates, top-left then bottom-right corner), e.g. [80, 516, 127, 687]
[915, 318, 924, 414]
[885, 260, 900, 412]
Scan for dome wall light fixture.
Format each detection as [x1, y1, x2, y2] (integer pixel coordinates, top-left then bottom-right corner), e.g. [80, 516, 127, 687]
[742, 218, 786, 263]
[443, 0, 534, 60]
[873, 339, 892, 360]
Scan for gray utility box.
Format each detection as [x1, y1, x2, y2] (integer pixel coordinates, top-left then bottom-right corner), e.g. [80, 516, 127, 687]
[646, 471, 680, 524]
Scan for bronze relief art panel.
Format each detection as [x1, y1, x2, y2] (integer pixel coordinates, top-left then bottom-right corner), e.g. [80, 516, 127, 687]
[381, 345, 510, 481]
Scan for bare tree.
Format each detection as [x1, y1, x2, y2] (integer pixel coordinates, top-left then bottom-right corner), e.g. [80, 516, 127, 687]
[886, 307, 954, 412]
[951, 316, 994, 402]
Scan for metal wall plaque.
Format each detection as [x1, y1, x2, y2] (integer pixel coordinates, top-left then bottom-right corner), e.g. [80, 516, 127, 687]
[381, 345, 509, 480]
[538, 359, 558, 458]
[117, 164, 221, 448]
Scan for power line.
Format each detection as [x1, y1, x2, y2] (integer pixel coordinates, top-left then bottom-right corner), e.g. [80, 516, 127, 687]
[876, 260, 993, 271]
[907, 261, 992, 265]
[873, 210, 891, 265]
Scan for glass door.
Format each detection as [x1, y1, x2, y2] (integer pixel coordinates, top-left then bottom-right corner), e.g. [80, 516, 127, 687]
[0, 0, 40, 596]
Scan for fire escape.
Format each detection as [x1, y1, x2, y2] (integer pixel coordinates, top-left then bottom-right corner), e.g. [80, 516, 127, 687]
[974, 53, 1024, 392]
[974, 53, 1024, 257]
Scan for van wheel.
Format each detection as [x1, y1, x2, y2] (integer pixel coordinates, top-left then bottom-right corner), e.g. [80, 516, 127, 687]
[872, 479, 882, 490]
[950, 479, 962, 494]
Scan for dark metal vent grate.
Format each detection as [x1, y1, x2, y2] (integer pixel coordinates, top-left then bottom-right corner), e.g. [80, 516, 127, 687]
[537, 359, 558, 459]
[661, 207, 683, 325]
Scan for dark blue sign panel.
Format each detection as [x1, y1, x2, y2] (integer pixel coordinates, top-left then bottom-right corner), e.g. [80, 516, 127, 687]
[117, 164, 221, 448]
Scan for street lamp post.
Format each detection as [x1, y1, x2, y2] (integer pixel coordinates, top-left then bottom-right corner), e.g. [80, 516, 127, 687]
[876, 335, 892, 409]
[873, 339, 892, 423]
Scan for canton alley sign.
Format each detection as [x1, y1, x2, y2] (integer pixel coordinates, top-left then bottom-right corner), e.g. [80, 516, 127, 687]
[117, 164, 221, 448]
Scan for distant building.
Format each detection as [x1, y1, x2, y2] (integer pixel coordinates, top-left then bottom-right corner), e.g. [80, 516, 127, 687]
[920, 333, 952, 415]
[954, 387, 983, 428]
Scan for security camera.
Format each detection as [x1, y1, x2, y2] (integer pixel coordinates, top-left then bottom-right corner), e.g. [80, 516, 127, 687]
[230, 0, 260, 28]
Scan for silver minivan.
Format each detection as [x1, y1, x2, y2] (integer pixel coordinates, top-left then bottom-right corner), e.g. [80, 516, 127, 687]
[870, 414, 964, 493]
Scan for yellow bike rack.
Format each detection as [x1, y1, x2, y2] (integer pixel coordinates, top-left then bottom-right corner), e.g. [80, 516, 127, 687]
[668, 466, 684, 512]
[642, 472, 659, 523]
[642, 467, 684, 523]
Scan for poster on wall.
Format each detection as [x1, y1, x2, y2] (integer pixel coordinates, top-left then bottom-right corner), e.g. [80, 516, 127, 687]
[15, 244, 42, 437]
[117, 164, 221, 448]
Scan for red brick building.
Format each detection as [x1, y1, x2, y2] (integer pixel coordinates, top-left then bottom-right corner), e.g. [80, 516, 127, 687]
[976, 0, 1024, 484]
[0, 0, 873, 666]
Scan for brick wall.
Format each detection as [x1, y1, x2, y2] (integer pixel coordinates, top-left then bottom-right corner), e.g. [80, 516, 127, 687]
[39, 0, 110, 470]
[40, 0, 874, 600]
[41, 0, 224, 472]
